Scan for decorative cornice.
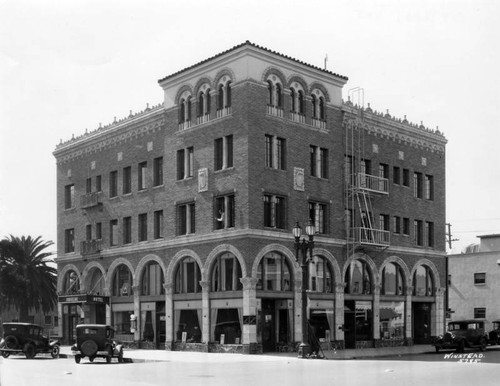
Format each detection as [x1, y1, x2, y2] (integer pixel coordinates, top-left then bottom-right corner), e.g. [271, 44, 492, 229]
[342, 100, 447, 154]
[53, 102, 164, 160]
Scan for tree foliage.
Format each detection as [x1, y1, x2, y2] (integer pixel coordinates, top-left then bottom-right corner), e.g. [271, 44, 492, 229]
[0, 235, 57, 321]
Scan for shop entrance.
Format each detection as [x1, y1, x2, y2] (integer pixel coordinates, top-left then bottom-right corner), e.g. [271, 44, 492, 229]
[344, 300, 373, 349]
[412, 302, 432, 344]
[261, 298, 291, 352]
[156, 301, 165, 349]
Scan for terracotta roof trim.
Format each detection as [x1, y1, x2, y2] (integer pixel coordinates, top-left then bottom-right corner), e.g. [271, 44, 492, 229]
[158, 41, 348, 83]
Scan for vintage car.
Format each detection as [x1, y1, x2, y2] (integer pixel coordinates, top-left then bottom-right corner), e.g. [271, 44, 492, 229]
[488, 320, 500, 345]
[0, 322, 60, 359]
[434, 320, 488, 353]
[71, 324, 124, 363]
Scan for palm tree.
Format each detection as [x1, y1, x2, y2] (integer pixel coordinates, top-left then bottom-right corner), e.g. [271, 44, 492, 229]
[0, 235, 57, 321]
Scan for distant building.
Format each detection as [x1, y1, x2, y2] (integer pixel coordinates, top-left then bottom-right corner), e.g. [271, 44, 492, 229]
[447, 234, 500, 331]
[53, 41, 447, 352]
[0, 307, 59, 337]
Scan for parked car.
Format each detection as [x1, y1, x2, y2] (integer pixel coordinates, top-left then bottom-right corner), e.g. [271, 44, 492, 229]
[434, 320, 488, 353]
[71, 324, 124, 363]
[488, 320, 500, 345]
[0, 322, 60, 359]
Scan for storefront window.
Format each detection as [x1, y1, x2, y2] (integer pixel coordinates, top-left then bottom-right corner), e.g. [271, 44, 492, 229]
[112, 264, 133, 296]
[379, 301, 405, 340]
[413, 265, 434, 296]
[212, 308, 242, 344]
[141, 262, 164, 296]
[175, 257, 202, 294]
[113, 311, 132, 335]
[211, 252, 243, 291]
[308, 256, 333, 293]
[309, 309, 334, 340]
[62, 270, 80, 294]
[256, 252, 292, 291]
[354, 301, 372, 341]
[175, 309, 201, 342]
[344, 260, 372, 294]
[382, 263, 404, 295]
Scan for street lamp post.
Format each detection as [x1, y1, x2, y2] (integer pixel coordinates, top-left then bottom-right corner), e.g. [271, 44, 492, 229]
[292, 220, 315, 359]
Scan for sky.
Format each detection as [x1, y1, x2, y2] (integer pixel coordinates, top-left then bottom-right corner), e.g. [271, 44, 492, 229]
[1, 0, 499, 256]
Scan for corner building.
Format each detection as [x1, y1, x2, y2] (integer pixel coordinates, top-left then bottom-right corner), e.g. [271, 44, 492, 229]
[54, 41, 447, 353]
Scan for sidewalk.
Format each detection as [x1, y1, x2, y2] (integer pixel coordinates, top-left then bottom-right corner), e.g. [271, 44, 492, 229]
[60, 344, 434, 363]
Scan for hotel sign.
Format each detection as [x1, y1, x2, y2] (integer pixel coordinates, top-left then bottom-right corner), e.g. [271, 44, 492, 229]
[59, 294, 109, 305]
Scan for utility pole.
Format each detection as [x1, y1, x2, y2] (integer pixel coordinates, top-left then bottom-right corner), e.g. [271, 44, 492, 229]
[446, 223, 458, 249]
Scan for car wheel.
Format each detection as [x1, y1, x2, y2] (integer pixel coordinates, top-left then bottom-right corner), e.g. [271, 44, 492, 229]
[1, 352, 10, 358]
[74, 355, 81, 364]
[457, 340, 465, 353]
[24, 343, 36, 359]
[106, 354, 112, 364]
[51, 345, 60, 359]
[118, 348, 124, 363]
[479, 337, 487, 352]
[4, 335, 18, 349]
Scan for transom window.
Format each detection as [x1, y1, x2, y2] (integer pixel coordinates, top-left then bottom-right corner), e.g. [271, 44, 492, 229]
[112, 264, 133, 296]
[413, 265, 434, 296]
[257, 252, 292, 291]
[175, 257, 201, 294]
[211, 252, 243, 292]
[381, 262, 404, 295]
[308, 255, 333, 293]
[141, 261, 164, 296]
[345, 259, 372, 294]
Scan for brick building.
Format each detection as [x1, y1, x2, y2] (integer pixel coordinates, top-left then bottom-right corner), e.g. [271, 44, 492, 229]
[53, 41, 447, 352]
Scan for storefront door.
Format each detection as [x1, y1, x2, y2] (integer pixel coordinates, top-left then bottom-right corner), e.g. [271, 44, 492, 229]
[412, 302, 431, 344]
[261, 299, 275, 352]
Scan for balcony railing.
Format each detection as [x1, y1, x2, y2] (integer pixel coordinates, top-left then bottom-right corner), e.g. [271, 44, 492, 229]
[355, 173, 389, 194]
[267, 105, 284, 118]
[178, 120, 192, 131]
[80, 192, 102, 209]
[311, 118, 326, 130]
[350, 227, 390, 247]
[80, 239, 102, 256]
[216, 107, 232, 118]
[196, 113, 210, 125]
[291, 112, 306, 124]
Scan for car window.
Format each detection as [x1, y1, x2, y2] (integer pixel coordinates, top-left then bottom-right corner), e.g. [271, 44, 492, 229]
[467, 323, 477, 330]
[83, 328, 98, 335]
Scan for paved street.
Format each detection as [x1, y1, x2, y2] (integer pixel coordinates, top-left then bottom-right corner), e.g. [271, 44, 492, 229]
[1, 346, 499, 386]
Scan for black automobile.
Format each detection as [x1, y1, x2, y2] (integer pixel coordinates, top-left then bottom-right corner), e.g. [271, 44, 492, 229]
[434, 320, 488, 353]
[71, 324, 124, 363]
[0, 322, 60, 359]
[488, 320, 500, 345]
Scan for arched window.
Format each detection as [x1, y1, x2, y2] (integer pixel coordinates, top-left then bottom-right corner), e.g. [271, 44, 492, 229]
[226, 81, 232, 108]
[175, 257, 201, 294]
[112, 264, 133, 296]
[87, 268, 105, 295]
[141, 261, 164, 296]
[62, 270, 80, 294]
[345, 259, 372, 294]
[276, 84, 282, 108]
[267, 81, 273, 105]
[298, 90, 305, 114]
[319, 97, 325, 120]
[290, 88, 296, 112]
[256, 252, 292, 291]
[211, 252, 243, 292]
[197, 92, 204, 117]
[308, 255, 333, 293]
[179, 98, 186, 123]
[413, 265, 434, 296]
[186, 96, 192, 121]
[218, 84, 224, 110]
[311, 95, 317, 119]
[382, 263, 404, 295]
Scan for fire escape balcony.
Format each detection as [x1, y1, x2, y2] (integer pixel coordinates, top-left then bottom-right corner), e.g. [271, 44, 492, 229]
[350, 227, 390, 247]
[80, 191, 103, 209]
[80, 239, 103, 256]
[354, 173, 389, 194]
